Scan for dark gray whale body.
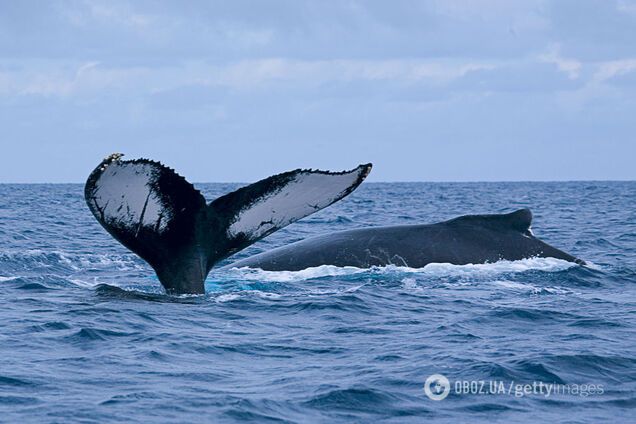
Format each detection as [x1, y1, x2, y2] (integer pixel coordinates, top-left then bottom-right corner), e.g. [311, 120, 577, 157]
[85, 154, 582, 295]
[226, 208, 584, 271]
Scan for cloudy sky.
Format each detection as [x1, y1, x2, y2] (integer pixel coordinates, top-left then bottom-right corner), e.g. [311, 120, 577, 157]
[1, 0, 635, 182]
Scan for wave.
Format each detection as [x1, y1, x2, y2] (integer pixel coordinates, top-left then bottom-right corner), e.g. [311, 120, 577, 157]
[0, 254, 584, 298]
[56, 252, 146, 271]
[93, 284, 203, 303]
[0, 249, 146, 272]
[0, 276, 18, 282]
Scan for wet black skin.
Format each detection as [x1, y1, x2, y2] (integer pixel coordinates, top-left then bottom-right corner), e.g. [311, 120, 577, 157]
[225, 209, 584, 271]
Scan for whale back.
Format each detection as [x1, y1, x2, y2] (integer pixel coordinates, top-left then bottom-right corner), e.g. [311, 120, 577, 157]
[226, 207, 584, 270]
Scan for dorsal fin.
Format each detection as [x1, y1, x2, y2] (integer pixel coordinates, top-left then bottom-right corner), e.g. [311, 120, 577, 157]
[502, 208, 533, 232]
[447, 208, 533, 232]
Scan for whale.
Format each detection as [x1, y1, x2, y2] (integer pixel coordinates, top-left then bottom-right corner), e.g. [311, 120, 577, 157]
[224, 208, 584, 271]
[84, 154, 372, 294]
[85, 154, 583, 295]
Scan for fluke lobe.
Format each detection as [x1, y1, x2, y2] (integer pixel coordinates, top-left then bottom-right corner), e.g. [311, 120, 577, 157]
[85, 154, 371, 294]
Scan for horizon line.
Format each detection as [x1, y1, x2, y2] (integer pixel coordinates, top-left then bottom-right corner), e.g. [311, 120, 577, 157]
[0, 179, 634, 185]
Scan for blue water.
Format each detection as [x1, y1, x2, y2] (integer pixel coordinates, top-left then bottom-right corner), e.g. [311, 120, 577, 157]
[0, 182, 634, 423]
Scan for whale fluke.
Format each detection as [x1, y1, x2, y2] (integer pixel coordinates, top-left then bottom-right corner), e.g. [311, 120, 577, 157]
[85, 153, 372, 294]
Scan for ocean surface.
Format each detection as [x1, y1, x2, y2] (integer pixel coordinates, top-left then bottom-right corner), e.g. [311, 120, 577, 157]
[0, 181, 634, 423]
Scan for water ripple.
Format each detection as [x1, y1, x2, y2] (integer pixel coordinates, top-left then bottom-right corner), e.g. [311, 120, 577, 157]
[0, 182, 634, 423]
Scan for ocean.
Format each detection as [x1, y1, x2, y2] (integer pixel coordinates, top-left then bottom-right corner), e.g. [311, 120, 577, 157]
[0, 181, 634, 423]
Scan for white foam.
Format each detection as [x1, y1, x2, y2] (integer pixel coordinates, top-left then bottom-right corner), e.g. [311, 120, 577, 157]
[0, 249, 48, 259]
[0, 276, 18, 282]
[582, 260, 602, 271]
[58, 253, 145, 271]
[215, 293, 240, 303]
[416, 257, 576, 276]
[220, 264, 369, 282]
[0, 249, 144, 271]
[222, 257, 577, 283]
[254, 291, 282, 299]
[68, 278, 102, 288]
[401, 277, 426, 292]
[296, 284, 367, 297]
[490, 280, 536, 290]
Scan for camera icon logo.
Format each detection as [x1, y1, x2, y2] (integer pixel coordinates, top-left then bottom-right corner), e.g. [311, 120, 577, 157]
[424, 374, 450, 401]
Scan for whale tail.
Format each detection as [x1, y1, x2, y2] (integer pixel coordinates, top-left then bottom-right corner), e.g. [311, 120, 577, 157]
[84, 154, 372, 294]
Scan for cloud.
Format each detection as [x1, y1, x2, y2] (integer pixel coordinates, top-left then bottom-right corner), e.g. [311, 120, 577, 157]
[0, 58, 498, 99]
[548, 56, 636, 114]
[539, 44, 582, 79]
[617, 0, 636, 15]
[594, 58, 636, 82]
[63, 0, 154, 30]
[1, 0, 635, 181]
[200, 59, 497, 89]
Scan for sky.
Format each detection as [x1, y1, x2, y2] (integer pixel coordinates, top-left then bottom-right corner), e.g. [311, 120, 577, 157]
[0, 0, 635, 183]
